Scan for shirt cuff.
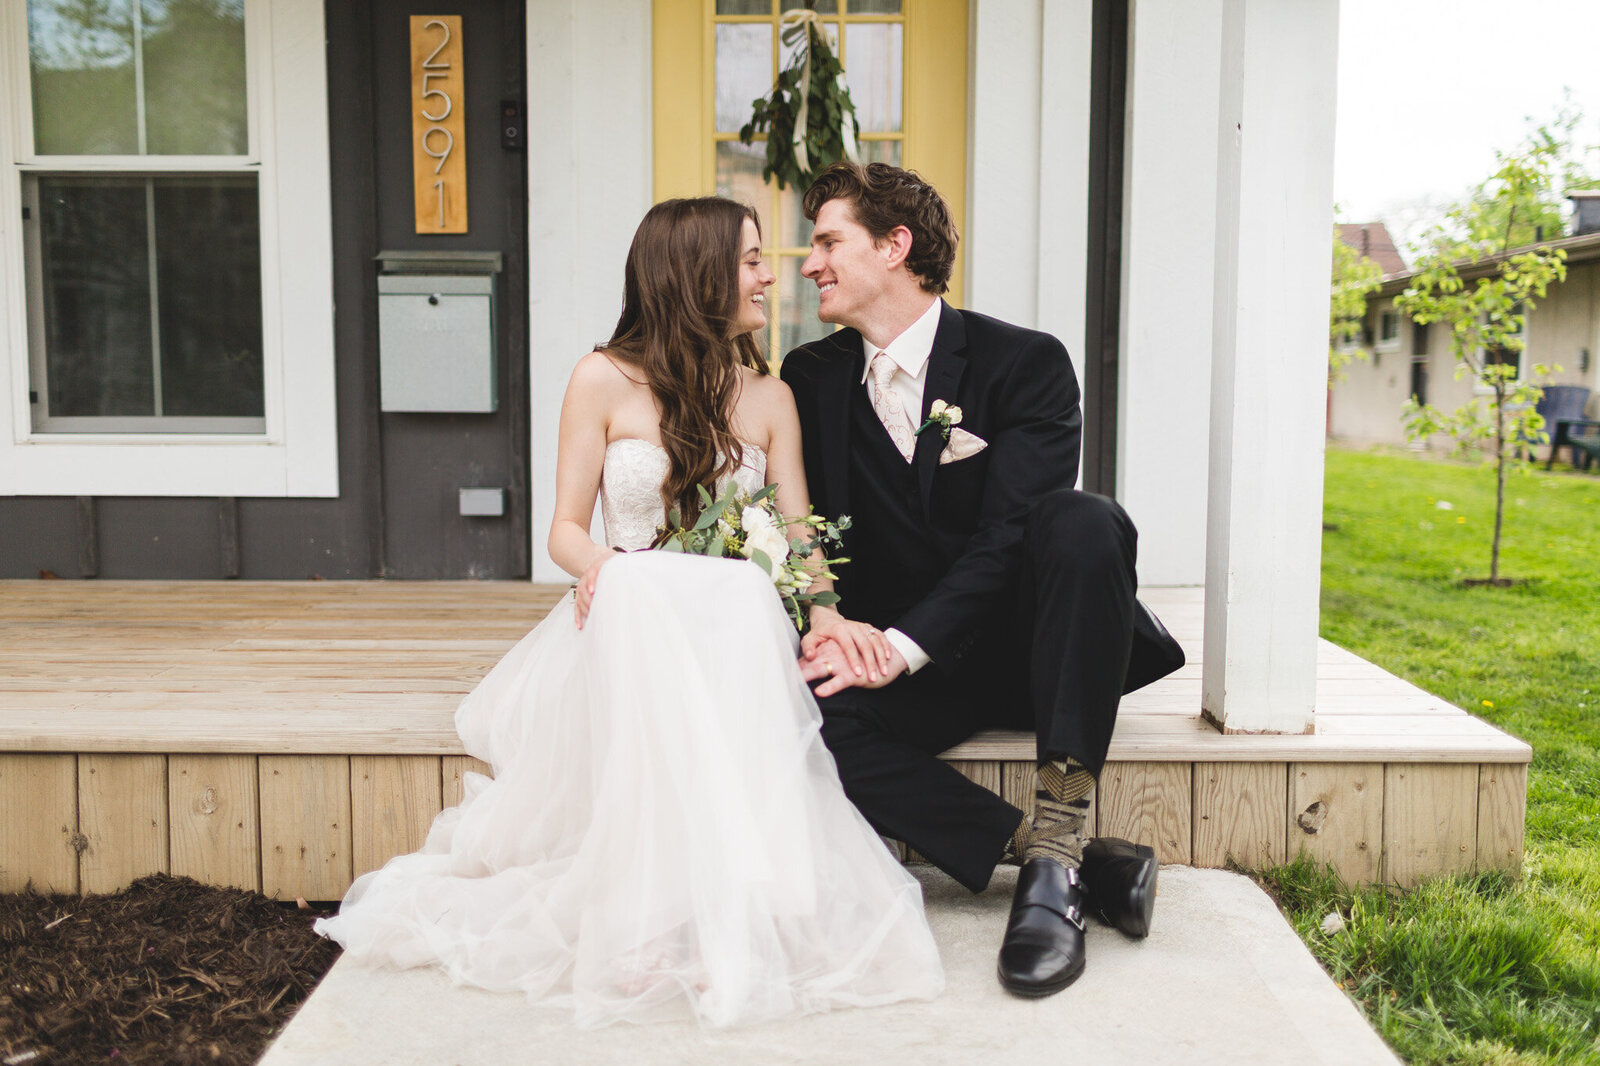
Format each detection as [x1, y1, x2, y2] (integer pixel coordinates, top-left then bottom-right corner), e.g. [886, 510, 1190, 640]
[885, 628, 931, 674]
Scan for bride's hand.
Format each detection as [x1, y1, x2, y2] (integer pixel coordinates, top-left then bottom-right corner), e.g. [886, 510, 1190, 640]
[574, 550, 618, 629]
[804, 608, 892, 682]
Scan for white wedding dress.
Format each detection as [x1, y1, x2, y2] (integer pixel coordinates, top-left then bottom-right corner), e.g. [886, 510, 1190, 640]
[315, 438, 944, 1028]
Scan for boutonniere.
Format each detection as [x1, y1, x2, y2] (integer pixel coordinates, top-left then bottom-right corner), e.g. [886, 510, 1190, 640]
[916, 399, 963, 443]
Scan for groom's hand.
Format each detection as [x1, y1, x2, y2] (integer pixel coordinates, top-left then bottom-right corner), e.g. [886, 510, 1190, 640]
[800, 638, 908, 698]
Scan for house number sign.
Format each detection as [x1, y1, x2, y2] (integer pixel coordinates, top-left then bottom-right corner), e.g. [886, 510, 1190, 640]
[411, 15, 467, 234]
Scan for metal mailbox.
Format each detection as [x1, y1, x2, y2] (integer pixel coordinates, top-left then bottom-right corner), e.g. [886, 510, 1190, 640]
[376, 251, 501, 413]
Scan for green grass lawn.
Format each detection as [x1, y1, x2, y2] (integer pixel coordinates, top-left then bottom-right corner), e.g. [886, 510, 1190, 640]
[1263, 445, 1600, 1065]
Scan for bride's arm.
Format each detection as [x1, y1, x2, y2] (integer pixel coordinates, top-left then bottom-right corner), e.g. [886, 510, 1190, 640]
[760, 378, 891, 679]
[549, 353, 622, 622]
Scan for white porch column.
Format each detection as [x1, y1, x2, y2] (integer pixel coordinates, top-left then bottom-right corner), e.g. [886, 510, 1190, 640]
[1201, 0, 1338, 733]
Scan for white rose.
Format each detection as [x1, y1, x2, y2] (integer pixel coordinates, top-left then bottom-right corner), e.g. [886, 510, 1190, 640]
[929, 399, 948, 418]
[742, 526, 791, 580]
[945, 404, 963, 426]
[741, 505, 777, 536]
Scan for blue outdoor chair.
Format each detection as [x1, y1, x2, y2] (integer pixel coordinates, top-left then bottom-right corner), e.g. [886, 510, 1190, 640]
[1538, 385, 1597, 470]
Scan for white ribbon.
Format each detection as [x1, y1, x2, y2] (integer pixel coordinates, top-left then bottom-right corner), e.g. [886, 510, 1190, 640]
[778, 9, 859, 176]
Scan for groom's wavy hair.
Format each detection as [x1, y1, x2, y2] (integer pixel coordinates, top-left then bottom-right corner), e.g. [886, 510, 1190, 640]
[602, 197, 769, 533]
[802, 162, 958, 295]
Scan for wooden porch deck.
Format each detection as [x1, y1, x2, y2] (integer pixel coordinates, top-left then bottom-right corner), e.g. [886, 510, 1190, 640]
[0, 581, 1529, 898]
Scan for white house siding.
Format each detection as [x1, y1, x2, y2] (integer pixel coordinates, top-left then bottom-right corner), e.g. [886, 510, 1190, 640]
[525, 0, 653, 582]
[1117, 0, 1222, 586]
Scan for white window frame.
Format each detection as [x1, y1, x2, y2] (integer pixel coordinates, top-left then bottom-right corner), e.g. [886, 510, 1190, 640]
[1376, 305, 1401, 352]
[0, 0, 337, 497]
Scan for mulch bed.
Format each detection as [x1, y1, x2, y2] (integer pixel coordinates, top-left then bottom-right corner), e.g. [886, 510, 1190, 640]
[1, 875, 341, 1065]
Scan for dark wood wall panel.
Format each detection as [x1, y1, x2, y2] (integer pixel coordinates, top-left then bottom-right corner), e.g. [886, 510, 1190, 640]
[0, 499, 81, 579]
[95, 499, 223, 578]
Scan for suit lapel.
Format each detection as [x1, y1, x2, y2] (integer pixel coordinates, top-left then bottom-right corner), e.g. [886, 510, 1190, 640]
[914, 303, 969, 512]
[816, 331, 860, 518]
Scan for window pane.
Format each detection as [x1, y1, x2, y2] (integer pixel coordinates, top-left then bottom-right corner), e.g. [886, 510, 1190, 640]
[27, 0, 247, 156]
[716, 0, 773, 12]
[716, 139, 768, 214]
[142, 0, 248, 154]
[37, 177, 152, 414]
[778, 254, 829, 357]
[782, 0, 838, 12]
[715, 23, 772, 133]
[847, 0, 902, 13]
[152, 177, 262, 416]
[28, 0, 139, 154]
[32, 175, 263, 424]
[844, 22, 902, 133]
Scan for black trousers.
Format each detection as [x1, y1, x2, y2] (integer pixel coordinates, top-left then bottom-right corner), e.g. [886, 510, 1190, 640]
[815, 489, 1139, 893]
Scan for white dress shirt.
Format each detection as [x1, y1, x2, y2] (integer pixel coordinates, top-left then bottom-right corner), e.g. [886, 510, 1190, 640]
[857, 297, 944, 675]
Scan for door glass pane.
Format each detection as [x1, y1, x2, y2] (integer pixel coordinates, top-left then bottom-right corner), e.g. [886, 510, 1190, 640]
[715, 23, 772, 133]
[847, 0, 902, 13]
[716, 139, 768, 214]
[858, 139, 901, 166]
[779, 184, 812, 251]
[33, 175, 263, 423]
[37, 178, 152, 414]
[28, 0, 139, 154]
[27, 0, 247, 156]
[780, 19, 837, 71]
[716, 0, 773, 12]
[778, 255, 828, 357]
[844, 22, 902, 133]
[781, 0, 838, 12]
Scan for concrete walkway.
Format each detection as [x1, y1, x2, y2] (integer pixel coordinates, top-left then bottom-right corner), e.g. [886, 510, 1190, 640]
[260, 866, 1399, 1066]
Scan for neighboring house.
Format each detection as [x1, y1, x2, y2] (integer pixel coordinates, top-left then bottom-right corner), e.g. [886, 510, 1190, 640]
[1329, 197, 1600, 447]
[1, 0, 1340, 732]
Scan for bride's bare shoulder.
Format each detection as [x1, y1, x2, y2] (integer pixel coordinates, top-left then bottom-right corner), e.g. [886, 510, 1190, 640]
[567, 349, 646, 397]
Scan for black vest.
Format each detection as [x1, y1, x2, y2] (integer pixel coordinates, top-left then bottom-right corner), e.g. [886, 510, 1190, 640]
[840, 382, 947, 628]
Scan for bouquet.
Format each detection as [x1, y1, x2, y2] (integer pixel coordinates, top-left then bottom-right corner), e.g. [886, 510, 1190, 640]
[657, 482, 851, 630]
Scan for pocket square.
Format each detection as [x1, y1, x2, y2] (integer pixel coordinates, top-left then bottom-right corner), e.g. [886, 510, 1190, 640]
[939, 426, 988, 464]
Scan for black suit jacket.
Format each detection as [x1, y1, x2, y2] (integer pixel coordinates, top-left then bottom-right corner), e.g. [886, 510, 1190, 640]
[781, 301, 1082, 670]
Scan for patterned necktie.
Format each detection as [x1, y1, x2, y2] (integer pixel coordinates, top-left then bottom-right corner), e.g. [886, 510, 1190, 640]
[869, 351, 915, 462]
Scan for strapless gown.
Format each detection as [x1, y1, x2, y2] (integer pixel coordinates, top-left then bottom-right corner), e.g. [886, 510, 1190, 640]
[314, 439, 944, 1028]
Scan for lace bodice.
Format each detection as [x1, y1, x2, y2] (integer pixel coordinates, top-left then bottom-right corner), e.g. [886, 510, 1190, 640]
[600, 438, 769, 551]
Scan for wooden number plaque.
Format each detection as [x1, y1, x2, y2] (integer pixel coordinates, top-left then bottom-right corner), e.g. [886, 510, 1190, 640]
[411, 15, 467, 234]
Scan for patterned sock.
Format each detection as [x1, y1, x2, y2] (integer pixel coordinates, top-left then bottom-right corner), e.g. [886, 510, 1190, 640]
[1025, 757, 1095, 870]
[1000, 812, 1032, 866]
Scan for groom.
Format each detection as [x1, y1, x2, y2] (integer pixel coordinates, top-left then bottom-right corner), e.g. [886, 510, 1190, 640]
[782, 162, 1183, 996]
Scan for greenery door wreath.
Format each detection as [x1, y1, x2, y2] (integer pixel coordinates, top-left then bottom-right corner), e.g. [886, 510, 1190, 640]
[739, 7, 862, 190]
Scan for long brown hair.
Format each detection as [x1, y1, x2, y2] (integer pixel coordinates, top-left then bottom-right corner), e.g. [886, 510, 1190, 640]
[602, 197, 769, 528]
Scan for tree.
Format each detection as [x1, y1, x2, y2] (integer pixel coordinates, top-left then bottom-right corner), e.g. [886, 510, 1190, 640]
[1329, 226, 1383, 382]
[1396, 143, 1568, 585]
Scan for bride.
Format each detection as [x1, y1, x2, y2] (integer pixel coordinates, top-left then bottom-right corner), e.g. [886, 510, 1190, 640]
[314, 197, 944, 1028]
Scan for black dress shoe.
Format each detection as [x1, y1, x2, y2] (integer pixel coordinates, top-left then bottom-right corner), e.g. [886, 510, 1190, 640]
[996, 858, 1087, 997]
[1080, 837, 1157, 939]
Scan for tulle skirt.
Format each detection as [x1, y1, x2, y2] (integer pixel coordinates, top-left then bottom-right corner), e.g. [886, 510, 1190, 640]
[314, 551, 944, 1028]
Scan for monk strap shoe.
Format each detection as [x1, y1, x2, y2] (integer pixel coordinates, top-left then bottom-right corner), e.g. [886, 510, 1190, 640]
[996, 858, 1088, 997]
